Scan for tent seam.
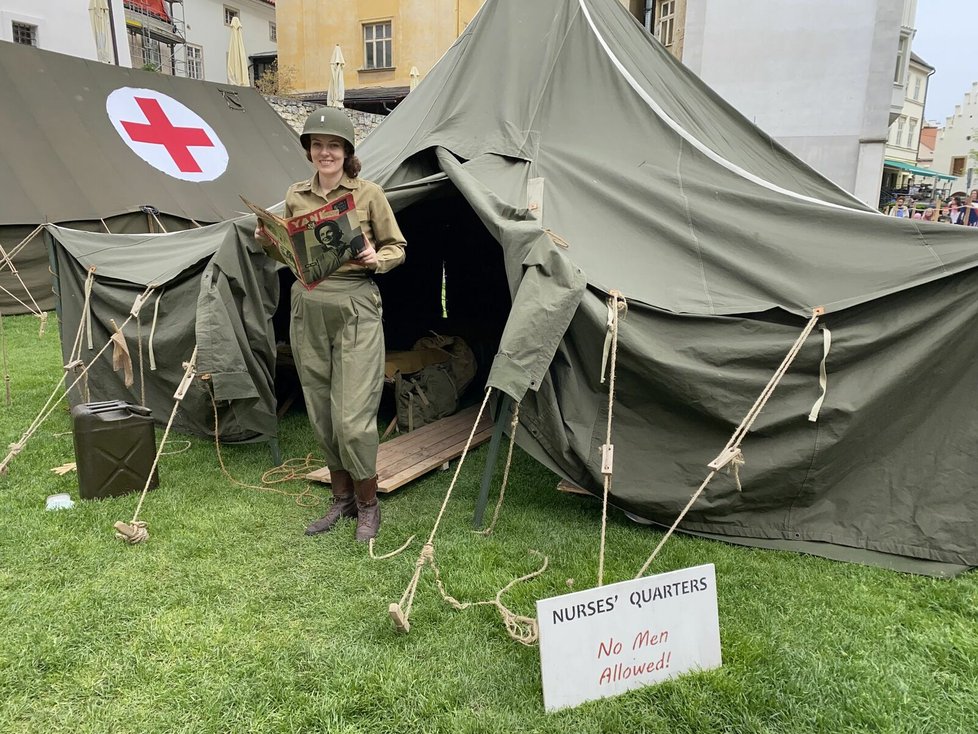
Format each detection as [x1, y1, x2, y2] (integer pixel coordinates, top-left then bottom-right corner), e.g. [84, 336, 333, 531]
[523, 3, 580, 149]
[676, 139, 716, 314]
[792, 394, 824, 531]
[908, 220, 950, 275]
[577, 0, 877, 216]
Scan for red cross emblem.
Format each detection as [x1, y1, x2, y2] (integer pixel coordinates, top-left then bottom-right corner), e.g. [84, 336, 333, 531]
[121, 97, 214, 173]
[106, 87, 228, 182]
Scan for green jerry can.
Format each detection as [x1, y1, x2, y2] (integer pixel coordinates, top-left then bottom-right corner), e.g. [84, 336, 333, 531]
[71, 401, 160, 500]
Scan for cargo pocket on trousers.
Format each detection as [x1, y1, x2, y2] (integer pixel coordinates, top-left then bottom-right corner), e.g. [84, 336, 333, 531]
[289, 289, 305, 351]
[349, 295, 361, 350]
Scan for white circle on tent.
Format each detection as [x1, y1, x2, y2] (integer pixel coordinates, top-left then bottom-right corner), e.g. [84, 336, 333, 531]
[106, 87, 228, 182]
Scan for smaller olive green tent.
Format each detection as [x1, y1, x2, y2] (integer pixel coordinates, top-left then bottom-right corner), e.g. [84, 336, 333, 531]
[45, 219, 280, 442]
[0, 40, 309, 442]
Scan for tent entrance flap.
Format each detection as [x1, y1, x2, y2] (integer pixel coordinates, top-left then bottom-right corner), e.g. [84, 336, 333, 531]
[430, 148, 588, 402]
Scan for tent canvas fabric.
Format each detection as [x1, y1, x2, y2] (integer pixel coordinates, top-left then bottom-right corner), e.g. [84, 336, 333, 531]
[356, 0, 978, 572]
[47, 219, 280, 442]
[0, 40, 309, 314]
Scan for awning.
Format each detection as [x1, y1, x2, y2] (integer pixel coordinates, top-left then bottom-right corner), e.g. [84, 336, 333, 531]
[884, 159, 956, 181]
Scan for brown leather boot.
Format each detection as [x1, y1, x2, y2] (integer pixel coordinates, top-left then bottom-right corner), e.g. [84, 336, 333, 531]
[305, 469, 357, 535]
[354, 475, 380, 542]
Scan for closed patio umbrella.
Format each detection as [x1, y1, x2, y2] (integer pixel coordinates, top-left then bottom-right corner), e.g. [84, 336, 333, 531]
[327, 45, 345, 108]
[89, 0, 112, 64]
[226, 17, 249, 86]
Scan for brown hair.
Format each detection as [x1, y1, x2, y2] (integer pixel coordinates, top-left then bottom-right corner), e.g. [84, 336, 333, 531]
[304, 141, 361, 178]
[344, 148, 362, 178]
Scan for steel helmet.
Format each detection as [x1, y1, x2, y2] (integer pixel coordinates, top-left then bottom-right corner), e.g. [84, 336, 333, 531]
[300, 106, 355, 152]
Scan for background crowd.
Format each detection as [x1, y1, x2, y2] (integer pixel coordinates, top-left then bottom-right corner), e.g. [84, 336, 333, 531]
[884, 189, 978, 225]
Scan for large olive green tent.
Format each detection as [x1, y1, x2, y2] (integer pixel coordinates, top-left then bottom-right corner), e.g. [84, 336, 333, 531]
[355, 0, 978, 573]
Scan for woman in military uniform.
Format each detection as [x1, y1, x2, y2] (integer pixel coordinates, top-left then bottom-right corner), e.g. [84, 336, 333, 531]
[258, 107, 406, 541]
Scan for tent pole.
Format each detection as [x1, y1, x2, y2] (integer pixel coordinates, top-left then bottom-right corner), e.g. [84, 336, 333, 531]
[473, 392, 512, 528]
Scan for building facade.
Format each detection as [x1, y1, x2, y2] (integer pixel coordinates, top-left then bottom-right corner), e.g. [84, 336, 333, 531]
[931, 83, 978, 196]
[649, 0, 916, 207]
[884, 52, 931, 170]
[277, 0, 645, 109]
[124, 0, 276, 84]
[0, 0, 275, 86]
[277, 0, 485, 102]
[1, 0, 132, 66]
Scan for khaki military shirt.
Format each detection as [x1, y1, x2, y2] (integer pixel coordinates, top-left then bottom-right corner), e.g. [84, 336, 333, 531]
[283, 173, 406, 276]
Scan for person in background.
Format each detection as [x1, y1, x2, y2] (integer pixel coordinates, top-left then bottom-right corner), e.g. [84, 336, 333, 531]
[257, 107, 406, 542]
[966, 190, 978, 226]
[888, 195, 911, 218]
[949, 197, 965, 225]
[920, 207, 936, 222]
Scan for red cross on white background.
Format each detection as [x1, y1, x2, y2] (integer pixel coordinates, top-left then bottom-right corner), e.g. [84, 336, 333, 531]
[106, 87, 228, 182]
[120, 97, 215, 173]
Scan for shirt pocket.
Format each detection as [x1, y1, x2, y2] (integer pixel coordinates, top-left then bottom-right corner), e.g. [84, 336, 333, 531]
[356, 209, 371, 243]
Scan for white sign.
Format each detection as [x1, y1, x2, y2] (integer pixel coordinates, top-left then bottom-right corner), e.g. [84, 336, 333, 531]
[106, 87, 228, 182]
[536, 563, 721, 711]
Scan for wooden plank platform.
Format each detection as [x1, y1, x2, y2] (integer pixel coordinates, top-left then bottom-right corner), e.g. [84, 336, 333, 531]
[556, 479, 592, 496]
[306, 405, 493, 493]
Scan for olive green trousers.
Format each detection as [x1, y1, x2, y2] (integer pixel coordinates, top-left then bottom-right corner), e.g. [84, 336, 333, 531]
[290, 276, 384, 481]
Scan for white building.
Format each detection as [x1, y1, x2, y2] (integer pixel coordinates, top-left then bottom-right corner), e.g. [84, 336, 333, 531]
[0, 0, 132, 66]
[672, 0, 916, 207]
[124, 0, 276, 84]
[177, 0, 277, 84]
[0, 1, 276, 86]
[880, 52, 952, 202]
[931, 83, 978, 196]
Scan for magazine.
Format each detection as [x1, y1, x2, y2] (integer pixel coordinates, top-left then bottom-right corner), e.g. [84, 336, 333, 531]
[241, 193, 365, 289]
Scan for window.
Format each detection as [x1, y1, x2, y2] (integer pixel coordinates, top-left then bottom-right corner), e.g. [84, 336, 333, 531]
[912, 74, 922, 101]
[895, 116, 905, 147]
[186, 44, 203, 80]
[906, 118, 917, 149]
[128, 32, 162, 69]
[951, 156, 966, 177]
[656, 0, 675, 48]
[893, 31, 909, 85]
[11, 21, 37, 47]
[363, 21, 392, 69]
[269, 21, 277, 42]
[224, 6, 239, 26]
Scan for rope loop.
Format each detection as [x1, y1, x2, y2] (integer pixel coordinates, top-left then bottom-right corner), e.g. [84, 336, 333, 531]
[113, 520, 149, 544]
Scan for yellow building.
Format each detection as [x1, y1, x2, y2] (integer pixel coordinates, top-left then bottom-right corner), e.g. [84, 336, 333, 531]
[277, 0, 485, 100]
[277, 0, 646, 107]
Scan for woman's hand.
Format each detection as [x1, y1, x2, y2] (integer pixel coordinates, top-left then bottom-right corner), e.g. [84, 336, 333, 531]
[255, 221, 270, 244]
[354, 242, 379, 269]
[353, 232, 379, 269]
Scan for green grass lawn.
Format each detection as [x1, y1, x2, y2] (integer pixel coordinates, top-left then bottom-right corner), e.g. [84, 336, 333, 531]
[1, 312, 977, 733]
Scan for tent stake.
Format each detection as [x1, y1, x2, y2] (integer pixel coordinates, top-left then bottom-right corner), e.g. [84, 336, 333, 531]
[473, 393, 513, 528]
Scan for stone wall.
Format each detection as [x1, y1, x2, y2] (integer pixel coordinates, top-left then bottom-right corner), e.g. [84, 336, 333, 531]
[264, 96, 386, 145]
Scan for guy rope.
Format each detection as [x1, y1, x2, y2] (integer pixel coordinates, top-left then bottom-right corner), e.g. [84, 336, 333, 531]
[0, 308, 136, 476]
[0, 224, 47, 321]
[633, 307, 824, 578]
[597, 290, 627, 587]
[113, 346, 198, 544]
[388, 388, 549, 645]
